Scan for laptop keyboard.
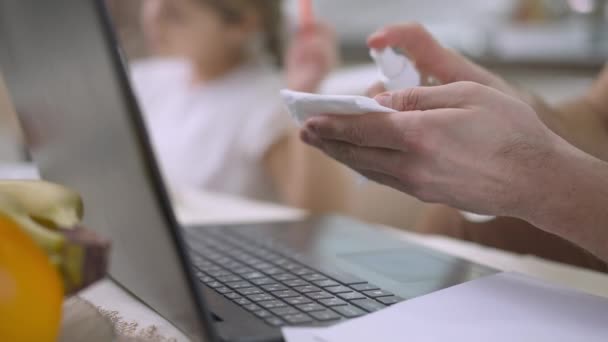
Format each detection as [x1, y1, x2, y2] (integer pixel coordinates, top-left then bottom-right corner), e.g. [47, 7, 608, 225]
[186, 228, 405, 327]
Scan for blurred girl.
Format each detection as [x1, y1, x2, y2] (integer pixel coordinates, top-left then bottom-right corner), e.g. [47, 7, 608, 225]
[131, 0, 349, 211]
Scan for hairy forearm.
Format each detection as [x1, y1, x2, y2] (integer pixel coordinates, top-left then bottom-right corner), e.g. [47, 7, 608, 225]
[529, 94, 608, 162]
[526, 144, 608, 263]
[538, 64, 608, 161]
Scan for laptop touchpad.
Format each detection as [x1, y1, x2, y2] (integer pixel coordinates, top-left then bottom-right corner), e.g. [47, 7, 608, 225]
[339, 248, 464, 283]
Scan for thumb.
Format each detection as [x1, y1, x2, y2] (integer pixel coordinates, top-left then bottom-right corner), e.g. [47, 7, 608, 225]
[368, 23, 503, 89]
[375, 83, 470, 111]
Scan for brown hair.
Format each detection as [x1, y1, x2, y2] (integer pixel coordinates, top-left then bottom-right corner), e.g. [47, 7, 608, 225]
[201, 0, 284, 66]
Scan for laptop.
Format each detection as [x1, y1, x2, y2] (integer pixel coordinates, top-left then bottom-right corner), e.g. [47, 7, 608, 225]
[0, 1, 496, 341]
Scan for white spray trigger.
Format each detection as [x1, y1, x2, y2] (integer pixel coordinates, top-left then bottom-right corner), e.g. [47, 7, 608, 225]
[370, 48, 420, 91]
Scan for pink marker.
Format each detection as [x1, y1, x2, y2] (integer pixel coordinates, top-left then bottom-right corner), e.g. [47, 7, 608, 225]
[299, 0, 314, 27]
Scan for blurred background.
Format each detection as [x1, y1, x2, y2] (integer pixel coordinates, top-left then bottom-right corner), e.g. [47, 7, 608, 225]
[1, 0, 607, 230]
[106, 0, 607, 101]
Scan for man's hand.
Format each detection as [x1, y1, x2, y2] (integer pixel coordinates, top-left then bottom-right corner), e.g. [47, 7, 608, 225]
[365, 23, 608, 162]
[301, 82, 566, 220]
[285, 23, 338, 93]
[366, 23, 521, 98]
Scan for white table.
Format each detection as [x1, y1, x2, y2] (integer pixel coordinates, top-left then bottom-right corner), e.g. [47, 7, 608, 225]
[80, 191, 608, 341]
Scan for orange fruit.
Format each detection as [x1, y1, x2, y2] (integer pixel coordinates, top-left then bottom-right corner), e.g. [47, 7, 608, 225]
[0, 212, 63, 342]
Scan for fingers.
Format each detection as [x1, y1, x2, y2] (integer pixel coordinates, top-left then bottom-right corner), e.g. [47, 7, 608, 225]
[301, 130, 408, 175]
[302, 112, 412, 150]
[299, 0, 314, 28]
[299, 21, 336, 39]
[367, 23, 500, 87]
[301, 83, 476, 150]
[366, 82, 386, 98]
[356, 169, 415, 195]
[375, 82, 472, 112]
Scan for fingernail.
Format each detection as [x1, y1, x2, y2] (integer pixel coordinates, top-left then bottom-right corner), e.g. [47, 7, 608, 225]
[301, 129, 318, 146]
[301, 129, 312, 144]
[304, 119, 320, 134]
[375, 93, 392, 107]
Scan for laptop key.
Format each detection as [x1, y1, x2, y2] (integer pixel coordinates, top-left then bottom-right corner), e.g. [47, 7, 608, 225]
[273, 290, 300, 298]
[243, 304, 261, 311]
[332, 305, 366, 318]
[234, 298, 252, 306]
[215, 287, 232, 294]
[294, 285, 321, 293]
[207, 281, 222, 288]
[259, 300, 287, 309]
[250, 277, 276, 286]
[296, 303, 325, 313]
[282, 263, 300, 271]
[199, 263, 220, 272]
[283, 279, 309, 287]
[313, 279, 339, 288]
[243, 258, 264, 266]
[252, 263, 274, 271]
[362, 290, 394, 298]
[261, 284, 288, 292]
[273, 273, 297, 281]
[261, 267, 283, 275]
[265, 317, 285, 327]
[325, 286, 352, 294]
[293, 268, 315, 276]
[199, 276, 215, 284]
[232, 267, 255, 274]
[253, 309, 272, 318]
[224, 293, 242, 300]
[302, 274, 327, 282]
[377, 296, 404, 305]
[337, 292, 366, 301]
[310, 310, 342, 321]
[237, 287, 263, 296]
[207, 270, 232, 278]
[284, 296, 313, 305]
[318, 298, 347, 307]
[351, 299, 386, 312]
[243, 272, 265, 280]
[270, 307, 300, 317]
[215, 275, 241, 283]
[226, 281, 253, 290]
[283, 313, 313, 325]
[248, 293, 274, 302]
[306, 291, 334, 300]
[350, 283, 379, 292]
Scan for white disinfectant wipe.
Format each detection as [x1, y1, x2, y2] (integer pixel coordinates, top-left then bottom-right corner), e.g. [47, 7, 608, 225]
[280, 89, 396, 126]
[370, 48, 420, 91]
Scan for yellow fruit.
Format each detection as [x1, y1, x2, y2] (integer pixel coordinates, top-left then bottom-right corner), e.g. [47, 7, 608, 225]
[0, 180, 83, 229]
[0, 212, 64, 342]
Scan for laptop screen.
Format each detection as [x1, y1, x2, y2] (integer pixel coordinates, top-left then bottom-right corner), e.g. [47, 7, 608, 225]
[0, 0, 216, 339]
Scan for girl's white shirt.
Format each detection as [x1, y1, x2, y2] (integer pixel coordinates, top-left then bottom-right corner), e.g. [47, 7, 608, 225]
[130, 57, 293, 202]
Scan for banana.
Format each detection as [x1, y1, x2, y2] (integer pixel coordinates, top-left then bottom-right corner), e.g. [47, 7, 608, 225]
[0, 181, 108, 295]
[0, 180, 83, 229]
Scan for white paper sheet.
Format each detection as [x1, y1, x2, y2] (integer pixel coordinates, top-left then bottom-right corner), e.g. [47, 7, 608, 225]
[280, 89, 396, 125]
[281, 328, 329, 342]
[283, 272, 608, 342]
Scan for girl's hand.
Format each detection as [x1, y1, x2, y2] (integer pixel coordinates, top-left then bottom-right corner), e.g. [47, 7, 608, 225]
[285, 22, 338, 93]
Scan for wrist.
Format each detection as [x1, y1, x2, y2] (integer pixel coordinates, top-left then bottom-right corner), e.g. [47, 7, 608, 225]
[509, 133, 575, 226]
[287, 73, 325, 93]
[522, 139, 608, 248]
